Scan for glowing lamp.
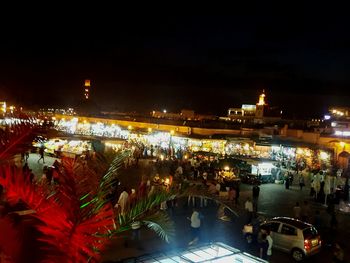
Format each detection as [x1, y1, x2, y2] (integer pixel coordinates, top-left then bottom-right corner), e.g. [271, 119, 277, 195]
[224, 166, 230, 171]
[340, 142, 345, 148]
[319, 151, 329, 160]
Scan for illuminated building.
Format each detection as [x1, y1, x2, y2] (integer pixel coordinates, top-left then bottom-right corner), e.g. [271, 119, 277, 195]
[84, 79, 91, 100]
[151, 109, 215, 121]
[328, 107, 349, 118]
[227, 90, 281, 124]
[0, 101, 6, 114]
[255, 90, 267, 119]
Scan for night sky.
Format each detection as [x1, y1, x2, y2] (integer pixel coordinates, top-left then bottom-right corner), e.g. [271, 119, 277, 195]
[1, 12, 350, 117]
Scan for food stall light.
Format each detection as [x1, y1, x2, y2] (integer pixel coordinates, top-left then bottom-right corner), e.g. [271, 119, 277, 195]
[184, 155, 188, 159]
[128, 125, 132, 130]
[324, 115, 331, 120]
[148, 127, 152, 132]
[170, 130, 175, 135]
[319, 151, 329, 160]
[165, 178, 170, 185]
[340, 142, 345, 148]
[224, 166, 230, 171]
[160, 154, 164, 161]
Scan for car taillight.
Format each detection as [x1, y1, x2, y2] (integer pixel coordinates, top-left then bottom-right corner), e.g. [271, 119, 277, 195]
[304, 239, 311, 250]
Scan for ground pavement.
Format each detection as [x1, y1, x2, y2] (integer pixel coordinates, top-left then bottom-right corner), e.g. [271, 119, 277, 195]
[24, 153, 56, 177]
[25, 157, 350, 262]
[102, 167, 350, 263]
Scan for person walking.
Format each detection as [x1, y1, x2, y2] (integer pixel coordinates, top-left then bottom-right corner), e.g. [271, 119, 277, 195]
[252, 183, 260, 214]
[188, 208, 201, 246]
[37, 145, 45, 163]
[25, 151, 29, 162]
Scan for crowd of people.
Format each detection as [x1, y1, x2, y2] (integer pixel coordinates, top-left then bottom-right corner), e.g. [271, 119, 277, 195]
[3, 136, 348, 262]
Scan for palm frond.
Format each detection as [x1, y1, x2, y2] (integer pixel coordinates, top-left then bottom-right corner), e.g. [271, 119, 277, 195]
[118, 189, 175, 226]
[114, 189, 176, 243]
[0, 119, 36, 162]
[0, 166, 115, 263]
[92, 150, 130, 212]
[178, 183, 239, 217]
[142, 212, 175, 243]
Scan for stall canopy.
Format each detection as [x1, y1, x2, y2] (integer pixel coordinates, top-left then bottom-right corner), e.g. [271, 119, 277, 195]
[128, 242, 267, 263]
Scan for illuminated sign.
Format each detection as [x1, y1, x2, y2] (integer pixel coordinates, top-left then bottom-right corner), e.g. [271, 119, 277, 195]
[242, 104, 256, 111]
[335, 131, 350, 136]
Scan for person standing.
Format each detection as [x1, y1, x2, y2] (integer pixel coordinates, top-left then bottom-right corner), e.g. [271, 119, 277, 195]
[245, 198, 254, 224]
[115, 188, 129, 215]
[301, 201, 310, 222]
[285, 176, 290, 189]
[293, 202, 301, 219]
[188, 208, 201, 246]
[313, 210, 322, 230]
[252, 183, 260, 213]
[266, 229, 273, 261]
[299, 175, 305, 190]
[259, 233, 268, 260]
[333, 243, 344, 262]
[131, 220, 142, 249]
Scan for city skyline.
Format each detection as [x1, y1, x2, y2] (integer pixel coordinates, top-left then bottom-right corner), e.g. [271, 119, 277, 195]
[1, 14, 350, 117]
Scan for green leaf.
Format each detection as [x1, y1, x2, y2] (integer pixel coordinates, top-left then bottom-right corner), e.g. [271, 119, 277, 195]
[142, 212, 175, 243]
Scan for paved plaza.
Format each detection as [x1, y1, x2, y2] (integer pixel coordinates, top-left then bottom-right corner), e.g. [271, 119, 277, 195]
[101, 165, 350, 263]
[24, 156, 349, 262]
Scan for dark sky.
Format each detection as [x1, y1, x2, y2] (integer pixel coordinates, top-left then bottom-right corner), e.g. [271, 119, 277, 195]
[1, 12, 350, 117]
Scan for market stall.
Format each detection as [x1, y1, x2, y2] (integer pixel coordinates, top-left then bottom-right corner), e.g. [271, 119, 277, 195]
[247, 159, 278, 183]
[33, 138, 92, 158]
[225, 141, 256, 157]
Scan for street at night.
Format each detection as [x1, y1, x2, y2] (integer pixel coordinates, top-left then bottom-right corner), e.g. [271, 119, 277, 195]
[2, 10, 350, 263]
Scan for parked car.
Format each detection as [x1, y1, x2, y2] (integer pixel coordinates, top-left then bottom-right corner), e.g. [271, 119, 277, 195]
[260, 217, 321, 262]
[240, 173, 261, 185]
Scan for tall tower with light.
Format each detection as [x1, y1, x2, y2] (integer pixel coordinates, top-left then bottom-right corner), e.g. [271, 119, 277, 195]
[255, 90, 267, 118]
[84, 79, 91, 100]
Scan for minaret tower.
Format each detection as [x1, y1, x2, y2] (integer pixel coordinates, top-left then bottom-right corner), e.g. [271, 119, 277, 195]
[255, 90, 267, 118]
[84, 79, 91, 100]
